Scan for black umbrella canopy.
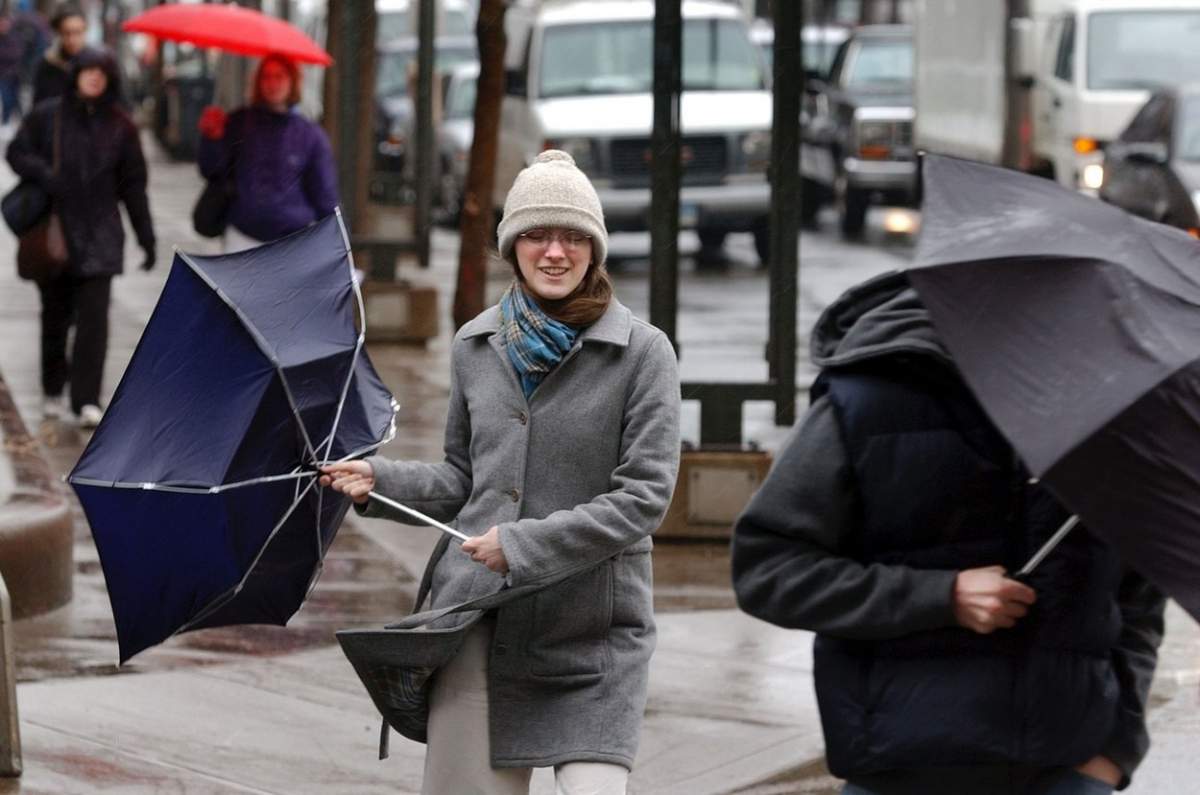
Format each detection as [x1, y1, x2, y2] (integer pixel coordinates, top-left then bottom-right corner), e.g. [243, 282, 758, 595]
[908, 154, 1200, 621]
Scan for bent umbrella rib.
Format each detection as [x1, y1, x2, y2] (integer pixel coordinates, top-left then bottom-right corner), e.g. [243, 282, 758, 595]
[176, 250, 320, 464]
[173, 474, 320, 637]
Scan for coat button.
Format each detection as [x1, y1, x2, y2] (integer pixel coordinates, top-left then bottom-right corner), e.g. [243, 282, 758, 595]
[508, 489, 520, 502]
[518, 412, 528, 425]
[494, 643, 508, 656]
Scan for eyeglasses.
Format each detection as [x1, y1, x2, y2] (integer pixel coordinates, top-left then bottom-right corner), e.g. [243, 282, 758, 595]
[517, 228, 593, 250]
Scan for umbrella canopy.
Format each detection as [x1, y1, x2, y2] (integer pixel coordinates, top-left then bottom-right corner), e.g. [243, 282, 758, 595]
[123, 4, 333, 66]
[908, 154, 1200, 621]
[68, 213, 396, 662]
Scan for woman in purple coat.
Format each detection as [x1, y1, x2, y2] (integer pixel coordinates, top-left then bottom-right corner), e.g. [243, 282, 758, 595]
[197, 54, 338, 252]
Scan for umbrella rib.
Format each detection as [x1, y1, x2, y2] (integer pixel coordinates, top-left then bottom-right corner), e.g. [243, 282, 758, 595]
[317, 207, 378, 463]
[176, 250, 321, 464]
[67, 470, 317, 494]
[174, 476, 320, 637]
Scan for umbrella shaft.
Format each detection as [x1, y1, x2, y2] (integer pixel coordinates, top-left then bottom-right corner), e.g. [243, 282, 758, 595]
[366, 492, 469, 542]
[1016, 515, 1080, 577]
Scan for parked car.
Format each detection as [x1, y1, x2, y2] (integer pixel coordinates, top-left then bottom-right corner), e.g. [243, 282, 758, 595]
[498, 0, 774, 264]
[372, 35, 477, 200]
[437, 61, 478, 224]
[1100, 86, 1200, 235]
[801, 24, 916, 238]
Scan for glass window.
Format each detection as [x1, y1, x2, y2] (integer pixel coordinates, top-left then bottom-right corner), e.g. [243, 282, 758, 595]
[445, 75, 477, 119]
[1176, 97, 1200, 161]
[843, 39, 913, 89]
[376, 46, 476, 98]
[539, 19, 766, 99]
[377, 10, 415, 42]
[1054, 15, 1074, 81]
[1088, 11, 1200, 91]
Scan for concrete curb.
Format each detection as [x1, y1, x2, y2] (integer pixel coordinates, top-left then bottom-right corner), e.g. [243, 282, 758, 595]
[0, 373, 72, 619]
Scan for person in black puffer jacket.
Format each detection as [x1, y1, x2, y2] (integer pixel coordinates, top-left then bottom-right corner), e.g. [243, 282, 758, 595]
[7, 46, 155, 428]
[731, 271, 1166, 795]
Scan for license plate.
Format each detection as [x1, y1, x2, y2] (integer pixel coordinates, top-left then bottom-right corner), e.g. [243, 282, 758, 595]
[679, 203, 699, 229]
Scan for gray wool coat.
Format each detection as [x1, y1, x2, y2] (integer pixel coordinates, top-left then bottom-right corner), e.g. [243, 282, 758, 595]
[362, 297, 681, 769]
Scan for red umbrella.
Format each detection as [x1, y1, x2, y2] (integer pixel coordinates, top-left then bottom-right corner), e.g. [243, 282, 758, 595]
[123, 4, 333, 66]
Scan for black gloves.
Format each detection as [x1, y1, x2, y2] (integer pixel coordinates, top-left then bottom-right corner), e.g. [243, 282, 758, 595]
[140, 245, 156, 272]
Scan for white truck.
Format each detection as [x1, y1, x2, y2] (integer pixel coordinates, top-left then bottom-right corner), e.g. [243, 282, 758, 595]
[914, 0, 1200, 192]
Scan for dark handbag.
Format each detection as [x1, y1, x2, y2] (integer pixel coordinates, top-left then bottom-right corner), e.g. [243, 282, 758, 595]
[1, 180, 50, 236]
[192, 177, 234, 238]
[14, 107, 67, 281]
[17, 211, 68, 281]
[337, 537, 600, 759]
[193, 122, 239, 238]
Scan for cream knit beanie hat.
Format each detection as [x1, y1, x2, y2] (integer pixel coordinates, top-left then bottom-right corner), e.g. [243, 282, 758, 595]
[497, 150, 608, 266]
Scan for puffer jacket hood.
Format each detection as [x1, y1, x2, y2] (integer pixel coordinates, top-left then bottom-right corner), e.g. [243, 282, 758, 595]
[810, 269, 954, 370]
[68, 47, 121, 107]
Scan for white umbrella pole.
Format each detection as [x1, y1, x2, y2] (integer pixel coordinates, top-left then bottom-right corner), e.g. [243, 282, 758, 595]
[1015, 515, 1079, 577]
[366, 492, 470, 543]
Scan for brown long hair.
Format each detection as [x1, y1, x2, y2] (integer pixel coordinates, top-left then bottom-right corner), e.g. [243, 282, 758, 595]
[251, 54, 302, 107]
[501, 249, 614, 327]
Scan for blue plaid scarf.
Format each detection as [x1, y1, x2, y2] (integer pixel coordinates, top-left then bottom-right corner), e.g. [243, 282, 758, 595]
[499, 282, 580, 399]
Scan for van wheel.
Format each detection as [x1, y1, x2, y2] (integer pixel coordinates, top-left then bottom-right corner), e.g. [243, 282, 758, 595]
[839, 187, 868, 239]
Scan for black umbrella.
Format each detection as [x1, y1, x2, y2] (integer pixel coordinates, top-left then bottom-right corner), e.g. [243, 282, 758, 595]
[908, 154, 1200, 622]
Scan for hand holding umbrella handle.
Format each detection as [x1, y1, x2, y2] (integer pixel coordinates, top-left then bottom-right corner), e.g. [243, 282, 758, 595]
[1012, 515, 1080, 578]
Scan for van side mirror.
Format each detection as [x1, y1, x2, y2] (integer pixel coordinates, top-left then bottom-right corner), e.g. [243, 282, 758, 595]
[505, 69, 527, 97]
[1010, 17, 1035, 86]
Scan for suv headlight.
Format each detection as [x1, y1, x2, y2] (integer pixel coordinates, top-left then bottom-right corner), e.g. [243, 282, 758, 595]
[543, 138, 595, 172]
[741, 131, 771, 172]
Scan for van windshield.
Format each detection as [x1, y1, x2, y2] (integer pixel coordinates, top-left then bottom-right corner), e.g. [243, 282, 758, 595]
[539, 18, 766, 98]
[1088, 11, 1200, 91]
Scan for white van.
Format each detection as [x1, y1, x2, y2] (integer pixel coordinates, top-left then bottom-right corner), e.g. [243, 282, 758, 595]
[497, 0, 774, 262]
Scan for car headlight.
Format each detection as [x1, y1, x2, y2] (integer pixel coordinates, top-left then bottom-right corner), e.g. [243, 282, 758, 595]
[741, 130, 771, 172]
[543, 138, 595, 172]
[1082, 163, 1104, 190]
[856, 120, 893, 159]
[1191, 190, 1200, 219]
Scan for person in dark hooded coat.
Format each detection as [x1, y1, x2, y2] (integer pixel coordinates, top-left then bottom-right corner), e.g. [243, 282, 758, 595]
[6, 46, 155, 427]
[731, 271, 1165, 795]
[32, 4, 84, 105]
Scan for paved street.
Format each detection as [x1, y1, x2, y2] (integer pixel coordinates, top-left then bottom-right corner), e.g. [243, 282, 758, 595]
[0, 137, 1195, 793]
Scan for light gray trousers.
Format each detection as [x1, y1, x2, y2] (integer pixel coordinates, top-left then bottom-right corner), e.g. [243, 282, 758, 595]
[421, 618, 629, 795]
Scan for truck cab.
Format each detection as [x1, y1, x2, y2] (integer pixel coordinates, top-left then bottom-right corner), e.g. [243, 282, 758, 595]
[1033, 0, 1200, 193]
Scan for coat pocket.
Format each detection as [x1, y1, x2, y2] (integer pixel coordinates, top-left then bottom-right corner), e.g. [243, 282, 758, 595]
[525, 560, 614, 679]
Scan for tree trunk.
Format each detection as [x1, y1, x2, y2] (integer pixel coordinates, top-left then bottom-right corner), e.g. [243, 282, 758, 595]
[453, 0, 506, 329]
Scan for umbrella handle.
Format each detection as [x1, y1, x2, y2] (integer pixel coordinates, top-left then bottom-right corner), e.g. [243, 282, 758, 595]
[365, 492, 470, 543]
[1013, 515, 1079, 578]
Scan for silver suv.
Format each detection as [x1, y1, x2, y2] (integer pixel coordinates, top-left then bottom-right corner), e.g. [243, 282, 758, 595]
[497, 0, 774, 263]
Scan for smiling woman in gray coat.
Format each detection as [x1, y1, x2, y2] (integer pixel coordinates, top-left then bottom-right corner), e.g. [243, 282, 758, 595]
[321, 150, 681, 795]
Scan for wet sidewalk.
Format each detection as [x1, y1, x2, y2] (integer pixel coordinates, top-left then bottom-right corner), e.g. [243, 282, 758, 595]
[0, 135, 1196, 794]
[0, 136, 835, 794]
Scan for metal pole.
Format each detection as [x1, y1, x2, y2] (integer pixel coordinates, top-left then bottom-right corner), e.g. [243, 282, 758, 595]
[769, 0, 800, 427]
[0, 576, 21, 777]
[1016, 515, 1079, 577]
[413, 0, 435, 269]
[367, 492, 470, 542]
[649, 0, 682, 350]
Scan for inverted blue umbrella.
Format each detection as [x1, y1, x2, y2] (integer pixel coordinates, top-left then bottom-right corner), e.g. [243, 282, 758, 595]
[68, 212, 401, 662]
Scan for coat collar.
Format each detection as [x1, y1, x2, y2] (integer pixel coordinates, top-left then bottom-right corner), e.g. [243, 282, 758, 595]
[460, 297, 633, 348]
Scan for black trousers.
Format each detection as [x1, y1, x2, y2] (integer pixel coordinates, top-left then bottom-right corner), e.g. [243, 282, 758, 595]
[36, 272, 112, 413]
